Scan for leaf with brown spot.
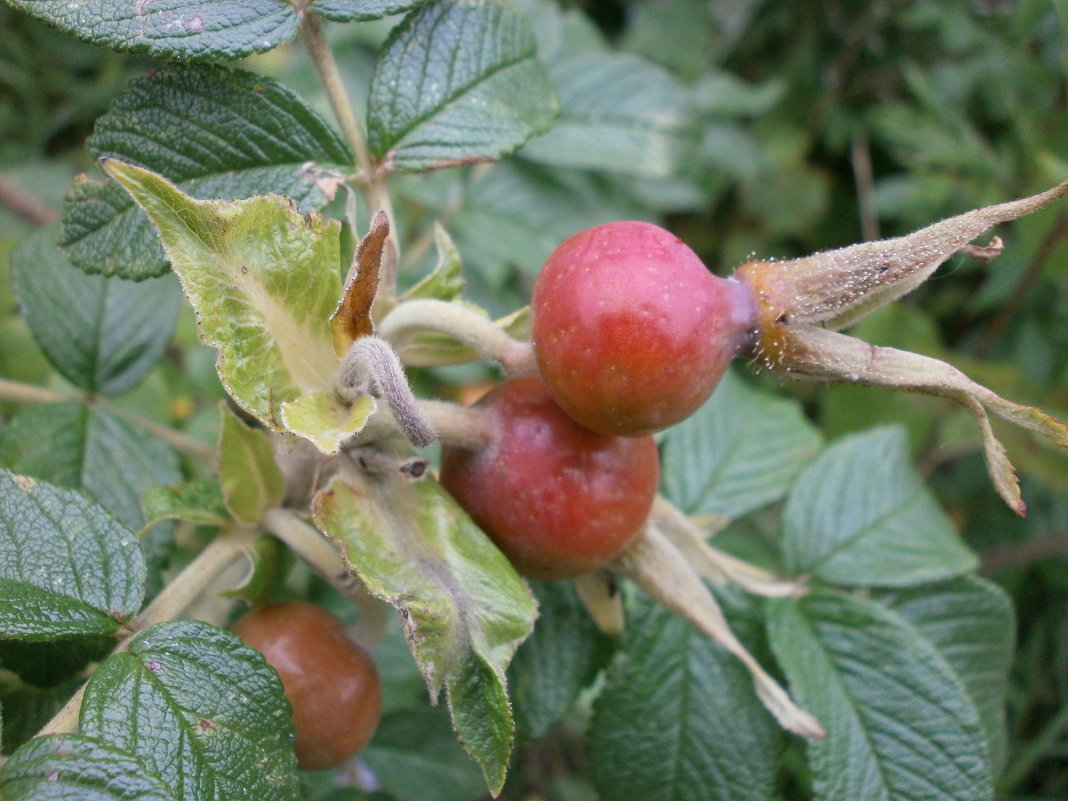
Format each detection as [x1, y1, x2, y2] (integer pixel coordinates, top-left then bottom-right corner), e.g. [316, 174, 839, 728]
[331, 210, 390, 354]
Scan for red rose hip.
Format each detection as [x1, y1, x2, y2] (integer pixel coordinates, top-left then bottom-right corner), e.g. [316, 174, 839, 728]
[532, 221, 756, 436]
[440, 376, 659, 580]
[232, 601, 382, 770]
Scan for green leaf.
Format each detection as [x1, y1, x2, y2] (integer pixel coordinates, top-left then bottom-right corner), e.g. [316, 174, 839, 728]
[362, 708, 487, 801]
[508, 580, 612, 739]
[0, 734, 178, 801]
[0, 470, 144, 639]
[11, 227, 181, 395]
[141, 480, 231, 532]
[62, 63, 352, 280]
[659, 369, 821, 518]
[312, 472, 537, 794]
[313, 0, 432, 21]
[400, 223, 465, 303]
[218, 403, 286, 524]
[522, 52, 696, 178]
[588, 593, 781, 801]
[0, 402, 181, 533]
[880, 577, 1015, 774]
[5, 0, 299, 60]
[79, 620, 302, 801]
[780, 426, 978, 587]
[767, 590, 993, 801]
[367, 0, 558, 172]
[101, 160, 351, 451]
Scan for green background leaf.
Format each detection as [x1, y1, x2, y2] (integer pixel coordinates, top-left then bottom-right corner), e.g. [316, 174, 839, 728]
[62, 63, 352, 280]
[12, 226, 180, 395]
[313, 0, 431, 21]
[5, 0, 299, 60]
[780, 426, 978, 586]
[367, 0, 557, 171]
[79, 620, 302, 801]
[0, 401, 181, 534]
[0, 733, 178, 801]
[659, 369, 821, 518]
[362, 708, 487, 801]
[589, 591, 782, 801]
[0, 470, 144, 639]
[522, 52, 695, 178]
[313, 472, 537, 794]
[508, 579, 612, 739]
[880, 576, 1015, 774]
[767, 590, 993, 801]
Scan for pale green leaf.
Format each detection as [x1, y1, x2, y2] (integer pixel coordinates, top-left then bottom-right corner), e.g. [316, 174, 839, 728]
[880, 577, 1015, 774]
[367, 0, 558, 171]
[100, 159, 345, 444]
[312, 471, 537, 794]
[0, 470, 144, 639]
[79, 620, 302, 801]
[589, 591, 781, 801]
[11, 226, 180, 395]
[0, 734, 178, 801]
[62, 63, 352, 280]
[659, 369, 821, 518]
[279, 391, 375, 454]
[218, 403, 286, 524]
[523, 52, 696, 178]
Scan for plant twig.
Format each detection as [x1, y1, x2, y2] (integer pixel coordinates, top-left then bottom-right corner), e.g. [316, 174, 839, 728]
[301, 12, 396, 262]
[36, 528, 258, 737]
[0, 176, 59, 226]
[0, 378, 216, 463]
[0, 378, 68, 405]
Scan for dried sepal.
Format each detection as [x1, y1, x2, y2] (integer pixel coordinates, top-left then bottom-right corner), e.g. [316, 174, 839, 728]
[735, 180, 1068, 334]
[651, 497, 805, 598]
[610, 525, 825, 739]
[769, 325, 1068, 514]
[733, 181, 1068, 513]
[572, 570, 625, 636]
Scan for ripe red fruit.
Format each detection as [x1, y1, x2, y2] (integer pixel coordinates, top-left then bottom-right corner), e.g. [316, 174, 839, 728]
[439, 376, 659, 581]
[531, 221, 757, 436]
[232, 601, 382, 770]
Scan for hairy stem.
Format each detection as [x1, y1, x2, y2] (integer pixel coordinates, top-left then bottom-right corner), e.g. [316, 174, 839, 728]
[358, 397, 493, 451]
[378, 298, 537, 375]
[336, 336, 438, 448]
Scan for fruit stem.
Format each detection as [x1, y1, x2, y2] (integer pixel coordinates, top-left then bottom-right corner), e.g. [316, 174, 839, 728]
[358, 398, 493, 451]
[262, 507, 390, 647]
[378, 298, 536, 376]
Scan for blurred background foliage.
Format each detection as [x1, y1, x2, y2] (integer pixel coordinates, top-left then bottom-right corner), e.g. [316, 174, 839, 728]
[2, 0, 1068, 798]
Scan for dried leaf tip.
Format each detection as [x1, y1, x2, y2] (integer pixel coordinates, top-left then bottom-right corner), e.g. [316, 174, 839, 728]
[732, 180, 1068, 515]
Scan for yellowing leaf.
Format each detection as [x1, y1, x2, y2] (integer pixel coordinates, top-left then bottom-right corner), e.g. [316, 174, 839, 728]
[280, 391, 375, 454]
[101, 159, 342, 433]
